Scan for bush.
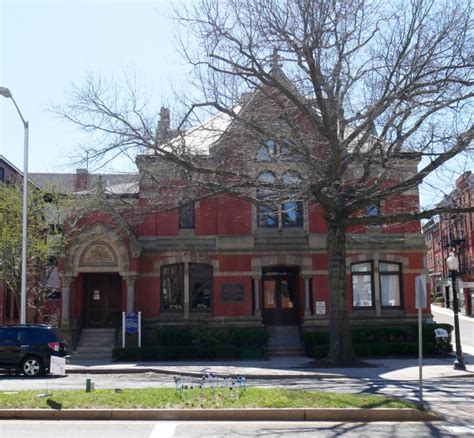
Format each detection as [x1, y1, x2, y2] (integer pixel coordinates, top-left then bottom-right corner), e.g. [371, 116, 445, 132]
[303, 323, 453, 358]
[114, 326, 269, 361]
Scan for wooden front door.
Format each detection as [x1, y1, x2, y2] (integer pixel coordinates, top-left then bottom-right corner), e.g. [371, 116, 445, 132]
[84, 273, 122, 327]
[262, 268, 299, 325]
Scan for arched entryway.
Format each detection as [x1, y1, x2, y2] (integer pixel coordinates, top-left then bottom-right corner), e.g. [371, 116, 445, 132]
[61, 224, 135, 329]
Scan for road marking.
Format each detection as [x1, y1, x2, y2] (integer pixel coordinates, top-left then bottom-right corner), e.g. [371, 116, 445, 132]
[149, 421, 177, 438]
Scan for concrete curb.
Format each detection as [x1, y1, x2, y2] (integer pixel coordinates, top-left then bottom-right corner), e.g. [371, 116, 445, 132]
[65, 367, 343, 379]
[0, 408, 442, 422]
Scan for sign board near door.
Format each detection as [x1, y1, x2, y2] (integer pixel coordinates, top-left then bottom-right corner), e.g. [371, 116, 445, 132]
[315, 301, 326, 315]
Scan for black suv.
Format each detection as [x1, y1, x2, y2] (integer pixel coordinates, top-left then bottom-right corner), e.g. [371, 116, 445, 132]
[0, 325, 69, 377]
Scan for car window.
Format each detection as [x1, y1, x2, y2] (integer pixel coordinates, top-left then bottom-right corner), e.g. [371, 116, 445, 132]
[26, 328, 57, 344]
[2, 328, 20, 344]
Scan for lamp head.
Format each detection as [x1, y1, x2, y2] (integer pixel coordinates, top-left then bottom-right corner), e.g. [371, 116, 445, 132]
[0, 87, 12, 98]
[446, 252, 459, 272]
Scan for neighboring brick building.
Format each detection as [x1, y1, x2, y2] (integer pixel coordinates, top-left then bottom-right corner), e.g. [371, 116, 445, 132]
[423, 171, 474, 315]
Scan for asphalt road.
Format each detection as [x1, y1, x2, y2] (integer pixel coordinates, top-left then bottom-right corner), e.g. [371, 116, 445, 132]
[1, 420, 474, 437]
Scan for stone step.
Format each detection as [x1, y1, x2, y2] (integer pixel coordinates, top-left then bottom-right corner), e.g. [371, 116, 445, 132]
[267, 348, 305, 357]
[72, 354, 113, 361]
[76, 346, 115, 354]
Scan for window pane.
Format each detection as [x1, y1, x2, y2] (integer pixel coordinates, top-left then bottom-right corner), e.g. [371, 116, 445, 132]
[379, 262, 400, 272]
[256, 146, 271, 161]
[190, 263, 212, 311]
[264, 139, 277, 154]
[351, 262, 372, 273]
[280, 139, 295, 159]
[161, 264, 184, 311]
[352, 274, 373, 307]
[281, 201, 303, 227]
[258, 205, 278, 227]
[381, 274, 401, 307]
[179, 202, 195, 229]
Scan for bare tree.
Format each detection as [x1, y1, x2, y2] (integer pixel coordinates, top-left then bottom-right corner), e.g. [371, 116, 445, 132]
[55, 0, 473, 362]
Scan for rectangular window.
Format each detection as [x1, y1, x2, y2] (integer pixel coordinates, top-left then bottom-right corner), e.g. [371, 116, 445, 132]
[160, 264, 184, 311]
[179, 202, 195, 229]
[351, 262, 374, 308]
[190, 263, 212, 311]
[380, 262, 402, 307]
[281, 201, 303, 227]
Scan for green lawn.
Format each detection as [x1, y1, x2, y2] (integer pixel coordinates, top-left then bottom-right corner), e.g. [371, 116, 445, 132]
[0, 388, 417, 410]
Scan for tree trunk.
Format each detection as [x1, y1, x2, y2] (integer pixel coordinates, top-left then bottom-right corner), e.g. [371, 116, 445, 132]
[325, 220, 356, 363]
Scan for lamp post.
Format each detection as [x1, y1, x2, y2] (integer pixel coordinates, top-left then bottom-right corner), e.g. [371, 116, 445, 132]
[446, 251, 466, 370]
[0, 86, 29, 325]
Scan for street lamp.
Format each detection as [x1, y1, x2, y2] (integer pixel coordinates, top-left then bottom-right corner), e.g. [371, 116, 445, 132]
[446, 251, 466, 370]
[0, 86, 29, 325]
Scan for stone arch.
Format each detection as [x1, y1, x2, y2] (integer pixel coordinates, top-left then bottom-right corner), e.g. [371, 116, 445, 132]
[156, 255, 219, 271]
[64, 223, 131, 277]
[346, 253, 409, 269]
[251, 254, 312, 275]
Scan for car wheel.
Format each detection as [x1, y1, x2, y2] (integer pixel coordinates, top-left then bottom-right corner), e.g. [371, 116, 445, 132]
[21, 357, 44, 377]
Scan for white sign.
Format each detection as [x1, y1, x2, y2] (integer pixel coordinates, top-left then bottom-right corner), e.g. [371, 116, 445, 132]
[434, 328, 449, 338]
[415, 275, 427, 309]
[50, 356, 66, 376]
[315, 301, 326, 315]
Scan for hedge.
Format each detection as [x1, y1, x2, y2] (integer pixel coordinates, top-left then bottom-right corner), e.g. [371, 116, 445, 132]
[304, 323, 453, 358]
[113, 326, 269, 361]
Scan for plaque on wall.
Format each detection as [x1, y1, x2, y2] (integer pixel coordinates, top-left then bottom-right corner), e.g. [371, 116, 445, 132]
[221, 283, 245, 303]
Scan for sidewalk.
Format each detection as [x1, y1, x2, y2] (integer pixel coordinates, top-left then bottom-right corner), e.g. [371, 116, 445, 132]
[431, 304, 474, 320]
[67, 349, 474, 381]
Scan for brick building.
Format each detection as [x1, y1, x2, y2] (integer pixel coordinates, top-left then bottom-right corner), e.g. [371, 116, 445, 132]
[45, 84, 431, 349]
[1, 84, 432, 349]
[423, 171, 474, 315]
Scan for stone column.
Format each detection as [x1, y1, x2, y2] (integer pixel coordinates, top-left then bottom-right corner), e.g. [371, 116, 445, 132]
[373, 261, 382, 316]
[60, 275, 73, 325]
[303, 275, 312, 316]
[252, 276, 261, 316]
[124, 275, 137, 313]
[184, 263, 190, 320]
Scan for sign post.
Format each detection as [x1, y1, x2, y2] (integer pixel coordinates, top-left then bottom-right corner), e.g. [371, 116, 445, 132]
[123, 312, 141, 348]
[415, 275, 427, 407]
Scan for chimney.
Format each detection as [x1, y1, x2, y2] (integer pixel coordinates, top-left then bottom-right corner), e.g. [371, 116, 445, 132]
[74, 168, 88, 191]
[157, 107, 171, 144]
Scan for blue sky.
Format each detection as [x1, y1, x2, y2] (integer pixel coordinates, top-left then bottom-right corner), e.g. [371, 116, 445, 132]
[0, 0, 471, 207]
[0, 0, 184, 173]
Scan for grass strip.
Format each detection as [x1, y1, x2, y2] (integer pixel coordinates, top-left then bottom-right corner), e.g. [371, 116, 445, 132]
[0, 388, 418, 410]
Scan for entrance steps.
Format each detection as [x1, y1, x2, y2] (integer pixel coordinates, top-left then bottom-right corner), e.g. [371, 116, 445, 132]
[73, 328, 116, 361]
[266, 325, 305, 357]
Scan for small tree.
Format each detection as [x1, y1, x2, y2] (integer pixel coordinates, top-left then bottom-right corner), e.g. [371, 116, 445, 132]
[56, 0, 473, 362]
[0, 182, 66, 323]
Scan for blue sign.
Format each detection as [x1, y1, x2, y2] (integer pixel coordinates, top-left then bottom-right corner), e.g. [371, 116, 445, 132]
[125, 312, 139, 334]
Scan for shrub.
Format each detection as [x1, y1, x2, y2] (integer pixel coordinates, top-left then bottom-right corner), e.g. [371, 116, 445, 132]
[114, 326, 269, 361]
[303, 323, 453, 358]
